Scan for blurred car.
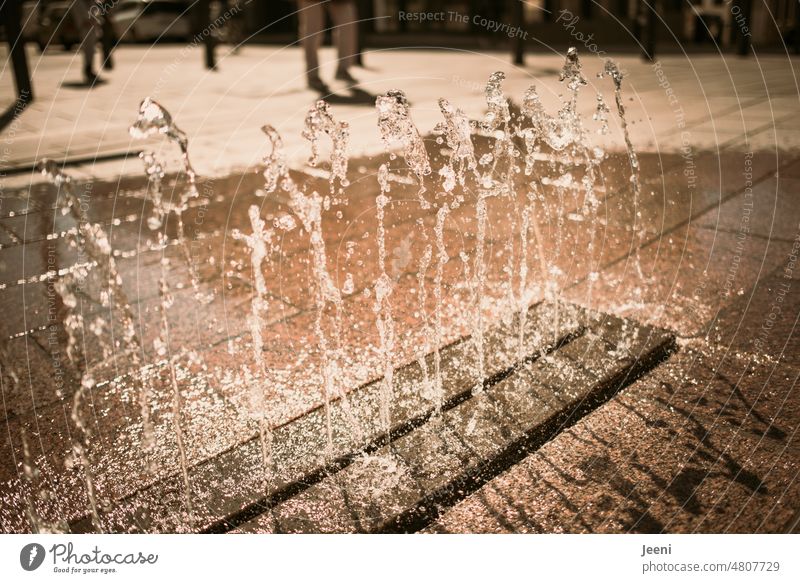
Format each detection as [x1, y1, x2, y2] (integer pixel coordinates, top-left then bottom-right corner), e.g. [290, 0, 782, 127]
[113, 0, 192, 42]
[36, 1, 81, 52]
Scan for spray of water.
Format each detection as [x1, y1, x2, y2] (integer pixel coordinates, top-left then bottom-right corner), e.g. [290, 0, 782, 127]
[435, 98, 478, 192]
[38, 160, 158, 530]
[430, 97, 479, 407]
[232, 205, 275, 489]
[140, 151, 194, 520]
[472, 72, 515, 393]
[130, 97, 197, 197]
[432, 204, 450, 406]
[6, 49, 654, 531]
[415, 242, 435, 407]
[303, 100, 351, 193]
[602, 60, 646, 282]
[376, 90, 432, 208]
[130, 98, 209, 302]
[373, 165, 397, 438]
[260, 123, 363, 455]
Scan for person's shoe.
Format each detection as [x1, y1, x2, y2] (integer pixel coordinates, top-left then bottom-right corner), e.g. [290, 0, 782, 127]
[307, 75, 329, 93]
[84, 67, 101, 85]
[102, 55, 114, 70]
[334, 69, 357, 84]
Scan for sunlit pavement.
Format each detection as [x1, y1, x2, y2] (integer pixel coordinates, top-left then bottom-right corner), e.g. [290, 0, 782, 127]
[2, 44, 799, 181]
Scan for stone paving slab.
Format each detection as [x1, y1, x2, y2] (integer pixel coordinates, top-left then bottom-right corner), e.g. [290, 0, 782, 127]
[425, 214, 800, 535]
[66, 300, 585, 532]
[426, 344, 799, 534]
[232, 309, 674, 533]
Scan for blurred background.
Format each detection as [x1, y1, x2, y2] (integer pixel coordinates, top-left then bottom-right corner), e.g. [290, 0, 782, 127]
[7, 1, 800, 55]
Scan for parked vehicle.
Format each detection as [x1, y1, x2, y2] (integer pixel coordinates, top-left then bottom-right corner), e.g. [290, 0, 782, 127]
[112, 0, 192, 42]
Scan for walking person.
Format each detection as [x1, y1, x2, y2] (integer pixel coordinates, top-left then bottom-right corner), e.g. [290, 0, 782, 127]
[71, 0, 100, 83]
[297, 0, 358, 92]
[225, 0, 247, 54]
[98, 2, 118, 71]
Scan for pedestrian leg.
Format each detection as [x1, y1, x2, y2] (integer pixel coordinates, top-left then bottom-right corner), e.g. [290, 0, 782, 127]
[298, 0, 327, 91]
[72, 0, 99, 83]
[101, 9, 117, 70]
[330, 1, 357, 82]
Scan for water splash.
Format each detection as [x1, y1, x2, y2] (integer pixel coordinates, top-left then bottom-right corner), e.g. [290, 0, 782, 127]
[374, 165, 397, 438]
[473, 71, 517, 393]
[38, 160, 156, 528]
[303, 100, 350, 192]
[130, 98, 209, 302]
[560, 50, 603, 310]
[517, 49, 606, 338]
[7, 50, 656, 532]
[376, 90, 432, 208]
[415, 241, 434, 407]
[435, 98, 477, 190]
[594, 92, 610, 135]
[521, 176, 552, 348]
[472, 192, 489, 392]
[261, 125, 289, 194]
[130, 97, 197, 198]
[561, 47, 587, 92]
[141, 151, 167, 230]
[432, 203, 450, 407]
[602, 59, 646, 282]
[232, 205, 275, 487]
[521, 85, 578, 153]
[158, 274, 194, 521]
[141, 152, 194, 519]
[483, 72, 511, 132]
[260, 124, 362, 454]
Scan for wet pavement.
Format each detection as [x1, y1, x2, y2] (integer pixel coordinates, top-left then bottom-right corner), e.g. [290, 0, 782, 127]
[1, 45, 799, 533]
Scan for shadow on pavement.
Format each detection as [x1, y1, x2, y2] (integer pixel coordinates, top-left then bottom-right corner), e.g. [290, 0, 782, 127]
[60, 78, 109, 90]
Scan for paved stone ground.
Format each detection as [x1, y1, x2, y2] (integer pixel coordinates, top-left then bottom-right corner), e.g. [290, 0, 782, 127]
[0, 45, 799, 533]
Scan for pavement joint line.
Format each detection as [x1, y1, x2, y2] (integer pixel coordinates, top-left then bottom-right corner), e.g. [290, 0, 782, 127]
[719, 113, 799, 150]
[378, 332, 677, 533]
[252, 312, 676, 534]
[0, 150, 144, 177]
[694, 225, 799, 244]
[190, 325, 586, 534]
[659, 95, 770, 138]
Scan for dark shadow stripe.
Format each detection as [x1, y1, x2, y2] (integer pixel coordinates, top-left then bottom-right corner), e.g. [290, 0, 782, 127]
[377, 334, 678, 533]
[200, 327, 584, 534]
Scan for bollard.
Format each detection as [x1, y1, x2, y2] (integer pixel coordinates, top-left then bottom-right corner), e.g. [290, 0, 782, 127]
[512, 0, 525, 65]
[195, 0, 216, 70]
[1, 0, 34, 104]
[736, 0, 753, 57]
